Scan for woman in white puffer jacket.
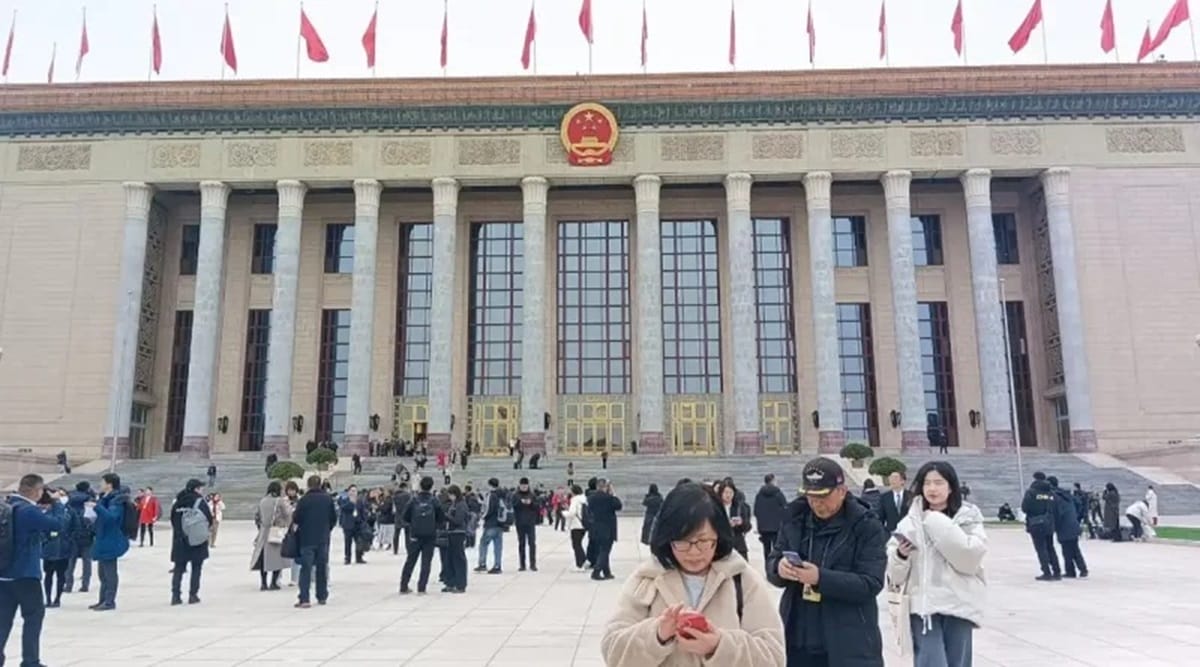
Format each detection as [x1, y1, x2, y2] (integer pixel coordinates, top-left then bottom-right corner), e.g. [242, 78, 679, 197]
[887, 461, 987, 667]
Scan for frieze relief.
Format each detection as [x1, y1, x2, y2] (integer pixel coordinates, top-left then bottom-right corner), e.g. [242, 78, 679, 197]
[545, 135, 634, 164]
[381, 140, 432, 166]
[661, 135, 725, 162]
[751, 133, 805, 160]
[1105, 126, 1185, 154]
[831, 131, 885, 159]
[303, 140, 354, 167]
[457, 138, 521, 166]
[16, 143, 92, 171]
[226, 141, 279, 168]
[150, 142, 201, 169]
[909, 129, 964, 157]
[990, 128, 1043, 156]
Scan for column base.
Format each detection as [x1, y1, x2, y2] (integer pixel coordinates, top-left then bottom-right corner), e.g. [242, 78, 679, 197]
[734, 432, 764, 455]
[818, 431, 846, 454]
[263, 435, 291, 459]
[901, 431, 931, 453]
[100, 437, 130, 460]
[179, 436, 211, 459]
[343, 433, 369, 458]
[637, 432, 667, 455]
[984, 430, 1016, 453]
[426, 433, 452, 455]
[518, 432, 546, 456]
[1069, 429, 1098, 453]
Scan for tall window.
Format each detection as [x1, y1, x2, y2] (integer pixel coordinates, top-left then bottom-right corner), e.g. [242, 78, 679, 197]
[837, 303, 880, 446]
[918, 302, 958, 447]
[911, 215, 944, 267]
[994, 213, 1019, 265]
[753, 218, 797, 394]
[239, 309, 270, 451]
[164, 311, 193, 453]
[324, 223, 355, 274]
[251, 224, 277, 275]
[662, 220, 722, 395]
[179, 225, 200, 275]
[468, 222, 523, 396]
[395, 224, 434, 396]
[833, 216, 868, 267]
[315, 309, 351, 442]
[557, 221, 631, 395]
[1006, 301, 1038, 447]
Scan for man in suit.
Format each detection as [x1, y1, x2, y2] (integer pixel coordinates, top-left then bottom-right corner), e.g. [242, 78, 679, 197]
[879, 470, 912, 533]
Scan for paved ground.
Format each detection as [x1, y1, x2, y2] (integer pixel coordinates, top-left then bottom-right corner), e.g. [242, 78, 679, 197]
[16, 518, 1199, 666]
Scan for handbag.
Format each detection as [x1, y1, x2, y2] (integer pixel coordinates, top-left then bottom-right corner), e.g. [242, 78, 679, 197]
[267, 500, 286, 545]
[886, 574, 913, 657]
[280, 527, 299, 559]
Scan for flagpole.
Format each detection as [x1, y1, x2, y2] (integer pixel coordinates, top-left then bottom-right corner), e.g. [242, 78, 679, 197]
[1190, 12, 1199, 62]
[148, 4, 155, 81]
[641, 0, 647, 75]
[442, 0, 448, 78]
[296, 2, 303, 79]
[221, 3, 227, 81]
[4, 9, 14, 84]
[76, 6, 85, 82]
[372, 0, 379, 78]
[1041, 11, 1049, 65]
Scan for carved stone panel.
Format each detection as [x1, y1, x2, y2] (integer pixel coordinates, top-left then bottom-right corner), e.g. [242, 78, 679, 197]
[226, 141, 279, 168]
[909, 129, 964, 157]
[381, 140, 432, 166]
[1105, 126, 1185, 154]
[660, 135, 725, 162]
[16, 143, 92, 171]
[545, 135, 634, 164]
[990, 128, 1043, 156]
[303, 140, 354, 167]
[751, 133, 805, 160]
[457, 138, 521, 166]
[830, 131, 885, 159]
[150, 142, 201, 169]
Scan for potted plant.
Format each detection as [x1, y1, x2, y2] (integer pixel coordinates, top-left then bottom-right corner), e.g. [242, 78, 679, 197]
[268, 460, 305, 482]
[306, 447, 338, 472]
[868, 456, 907, 481]
[839, 442, 874, 469]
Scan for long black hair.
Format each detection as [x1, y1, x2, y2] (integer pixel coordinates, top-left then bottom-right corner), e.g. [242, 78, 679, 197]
[649, 483, 734, 569]
[910, 460, 963, 517]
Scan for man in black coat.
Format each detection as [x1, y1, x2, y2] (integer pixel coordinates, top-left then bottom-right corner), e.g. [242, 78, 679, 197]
[1022, 471, 1062, 581]
[400, 476, 447, 595]
[586, 478, 622, 581]
[337, 486, 367, 565]
[168, 479, 213, 606]
[753, 473, 789, 564]
[878, 470, 912, 533]
[767, 458, 886, 667]
[512, 477, 541, 572]
[1049, 476, 1088, 578]
[391, 483, 412, 554]
[292, 475, 338, 608]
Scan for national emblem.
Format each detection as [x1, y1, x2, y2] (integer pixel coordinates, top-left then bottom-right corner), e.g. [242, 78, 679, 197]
[560, 102, 619, 167]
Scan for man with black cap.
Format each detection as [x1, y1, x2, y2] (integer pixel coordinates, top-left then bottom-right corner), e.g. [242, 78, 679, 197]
[767, 458, 886, 667]
[512, 477, 541, 571]
[1022, 471, 1062, 581]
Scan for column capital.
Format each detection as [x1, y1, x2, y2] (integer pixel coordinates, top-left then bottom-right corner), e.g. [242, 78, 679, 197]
[724, 173, 753, 210]
[960, 168, 993, 205]
[881, 170, 913, 208]
[199, 181, 231, 211]
[354, 178, 383, 215]
[634, 174, 662, 209]
[804, 171, 833, 209]
[276, 180, 307, 215]
[122, 182, 154, 217]
[1040, 167, 1071, 206]
[432, 177, 459, 216]
[521, 176, 550, 214]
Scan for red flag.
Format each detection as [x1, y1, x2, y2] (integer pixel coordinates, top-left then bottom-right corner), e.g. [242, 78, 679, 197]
[76, 12, 89, 77]
[640, 4, 648, 68]
[440, 5, 448, 69]
[1100, 0, 1116, 54]
[728, 1, 736, 67]
[299, 9, 329, 63]
[521, 3, 536, 70]
[878, 1, 886, 61]
[1150, 0, 1191, 52]
[151, 9, 162, 74]
[47, 43, 55, 84]
[807, 3, 815, 64]
[951, 0, 964, 56]
[1138, 23, 1154, 61]
[1008, 0, 1043, 54]
[2, 15, 14, 78]
[579, 0, 593, 45]
[361, 8, 376, 68]
[220, 10, 237, 73]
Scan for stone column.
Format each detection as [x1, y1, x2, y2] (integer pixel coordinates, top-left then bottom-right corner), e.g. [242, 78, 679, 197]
[882, 171, 930, 452]
[1041, 168, 1097, 452]
[181, 181, 231, 459]
[519, 177, 549, 454]
[634, 175, 667, 454]
[961, 169, 1014, 451]
[342, 179, 383, 458]
[805, 172, 845, 453]
[725, 173, 763, 455]
[426, 177, 460, 454]
[263, 180, 306, 459]
[102, 182, 154, 459]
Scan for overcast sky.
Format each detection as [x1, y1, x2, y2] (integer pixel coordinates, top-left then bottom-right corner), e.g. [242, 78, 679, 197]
[0, 0, 1196, 83]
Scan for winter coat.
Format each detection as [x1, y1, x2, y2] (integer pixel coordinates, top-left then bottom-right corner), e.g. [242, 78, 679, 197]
[338, 496, 366, 533]
[67, 491, 95, 552]
[860, 488, 882, 520]
[169, 489, 213, 564]
[250, 495, 294, 572]
[1102, 488, 1121, 532]
[446, 498, 470, 534]
[640, 492, 663, 545]
[392, 490, 412, 528]
[752, 484, 789, 534]
[138, 494, 161, 525]
[724, 501, 752, 556]
[766, 495, 887, 667]
[601, 554, 786, 667]
[566, 494, 587, 532]
[482, 489, 509, 529]
[91, 488, 131, 562]
[587, 491, 623, 542]
[1051, 489, 1081, 541]
[512, 489, 541, 528]
[887, 500, 988, 629]
[1021, 480, 1056, 536]
[2, 497, 66, 579]
[42, 502, 77, 562]
[293, 488, 338, 549]
[1126, 500, 1155, 528]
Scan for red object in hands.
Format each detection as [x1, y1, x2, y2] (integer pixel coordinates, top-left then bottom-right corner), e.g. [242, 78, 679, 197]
[677, 611, 711, 636]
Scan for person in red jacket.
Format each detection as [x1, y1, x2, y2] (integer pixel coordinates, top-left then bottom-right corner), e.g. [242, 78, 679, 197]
[138, 487, 161, 547]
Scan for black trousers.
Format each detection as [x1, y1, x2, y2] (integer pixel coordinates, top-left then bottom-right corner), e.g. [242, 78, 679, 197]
[570, 529, 587, 567]
[517, 525, 537, 569]
[298, 543, 329, 604]
[97, 559, 119, 607]
[343, 528, 363, 563]
[1031, 532, 1061, 576]
[171, 558, 204, 598]
[139, 523, 155, 546]
[1128, 515, 1144, 539]
[759, 532, 777, 564]
[591, 536, 614, 578]
[393, 525, 406, 554]
[444, 533, 468, 590]
[585, 530, 597, 566]
[0, 579, 45, 667]
[787, 650, 829, 667]
[42, 559, 68, 604]
[1059, 539, 1088, 576]
[401, 537, 437, 593]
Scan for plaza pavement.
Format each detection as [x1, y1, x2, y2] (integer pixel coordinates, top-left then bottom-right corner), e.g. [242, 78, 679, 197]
[19, 517, 1200, 666]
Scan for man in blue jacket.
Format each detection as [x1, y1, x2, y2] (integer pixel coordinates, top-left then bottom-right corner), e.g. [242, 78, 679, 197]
[89, 473, 130, 611]
[0, 473, 67, 667]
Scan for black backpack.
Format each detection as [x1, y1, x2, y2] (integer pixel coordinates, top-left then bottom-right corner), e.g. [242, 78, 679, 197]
[121, 498, 139, 541]
[409, 495, 438, 538]
[0, 501, 14, 572]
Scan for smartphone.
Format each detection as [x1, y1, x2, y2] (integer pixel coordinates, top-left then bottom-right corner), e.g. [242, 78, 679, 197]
[892, 532, 916, 548]
[677, 611, 711, 637]
[781, 550, 804, 566]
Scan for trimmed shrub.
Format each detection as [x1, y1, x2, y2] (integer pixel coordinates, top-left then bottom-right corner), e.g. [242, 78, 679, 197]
[868, 456, 907, 479]
[306, 447, 338, 469]
[268, 461, 305, 481]
[839, 442, 874, 461]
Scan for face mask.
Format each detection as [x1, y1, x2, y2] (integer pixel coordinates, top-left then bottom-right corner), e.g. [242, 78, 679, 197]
[58, 496, 68, 505]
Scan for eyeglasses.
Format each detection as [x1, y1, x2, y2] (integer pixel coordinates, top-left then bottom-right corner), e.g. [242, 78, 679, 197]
[670, 537, 718, 553]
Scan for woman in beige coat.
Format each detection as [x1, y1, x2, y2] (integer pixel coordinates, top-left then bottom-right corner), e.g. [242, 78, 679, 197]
[602, 482, 785, 667]
[250, 481, 294, 591]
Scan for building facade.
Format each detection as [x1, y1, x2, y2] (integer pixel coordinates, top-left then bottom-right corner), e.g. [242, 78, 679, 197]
[1, 64, 1199, 459]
